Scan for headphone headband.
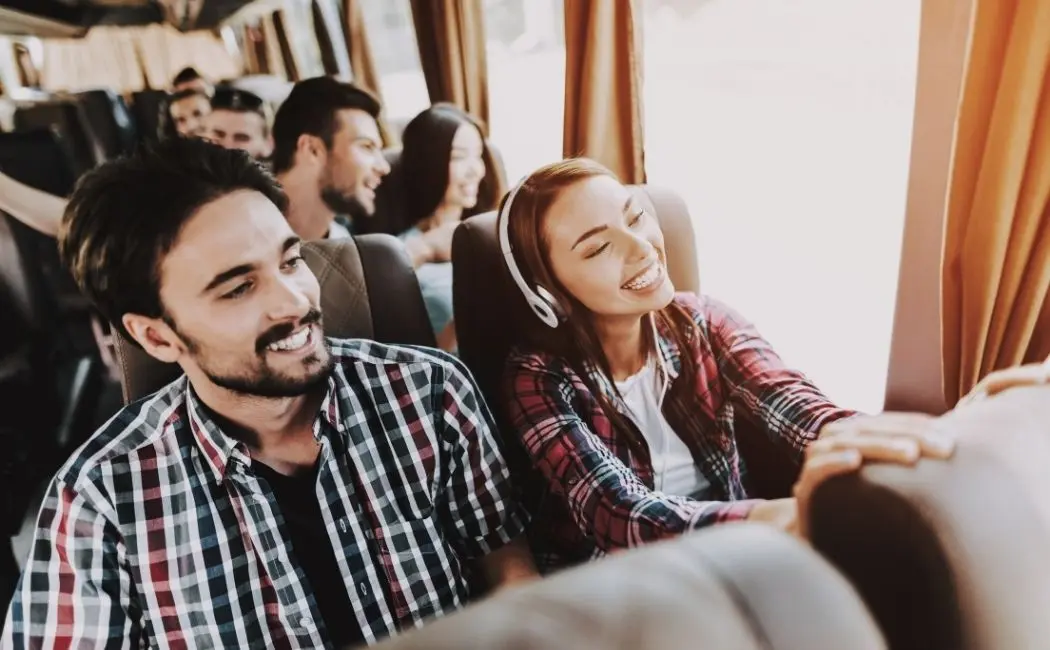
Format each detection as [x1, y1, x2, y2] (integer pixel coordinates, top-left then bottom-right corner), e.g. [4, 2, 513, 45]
[497, 179, 561, 328]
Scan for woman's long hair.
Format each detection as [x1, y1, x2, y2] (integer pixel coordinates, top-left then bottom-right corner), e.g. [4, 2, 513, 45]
[399, 103, 503, 232]
[504, 158, 704, 457]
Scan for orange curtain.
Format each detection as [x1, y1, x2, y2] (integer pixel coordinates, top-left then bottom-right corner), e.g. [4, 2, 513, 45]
[272, 11, 301, 82]
[341, 0, 395, 146]
[408, 0, 489, 127]
[562, 0, 645, 184]
[260, 14, 289, 81]
[941, 0, 1050, 405]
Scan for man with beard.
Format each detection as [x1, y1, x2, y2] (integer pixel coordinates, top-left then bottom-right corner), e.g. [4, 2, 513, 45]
[271, 77, 390, 239]
[2, 139, 536, 649]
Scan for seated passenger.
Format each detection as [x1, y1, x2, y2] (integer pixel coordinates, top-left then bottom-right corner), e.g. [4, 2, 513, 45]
[398, 104, 495, 352]
[500, 158, 952, 573]
[205, 85, 274, 162]
[2, 139, 535, 648]
[167, 87, 211, 139]
[272, 77, 390, 240]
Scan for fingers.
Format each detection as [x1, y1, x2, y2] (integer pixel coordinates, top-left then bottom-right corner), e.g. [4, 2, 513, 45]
[807, 434, 921, 465]
[820, 413, 954, 460]
[959, 362, 1050, 407]
[794, 448, 862, 495]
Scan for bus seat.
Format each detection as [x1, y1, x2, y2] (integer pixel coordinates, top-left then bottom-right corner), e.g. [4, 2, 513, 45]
[130, 90, 174, 144]
[372, 522, 886, 650]
[14, 100, 102, 177]
[364, 143, 509, 237]
[113, 234, 436, 404]
[807, 385, 1050, 650]
[75, 89, 138, 160]
[0, 129, 78, 197]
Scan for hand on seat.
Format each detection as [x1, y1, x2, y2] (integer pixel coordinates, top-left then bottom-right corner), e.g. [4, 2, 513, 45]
[956, 356, 1050, 407]
[748, 414, 956, 539]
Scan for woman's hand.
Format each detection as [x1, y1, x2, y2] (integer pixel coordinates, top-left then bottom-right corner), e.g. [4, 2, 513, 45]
[775, 413, 955, 539]
[957, 356, 1050, 408]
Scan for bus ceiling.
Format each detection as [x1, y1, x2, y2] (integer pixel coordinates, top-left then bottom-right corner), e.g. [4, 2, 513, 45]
[0, 0, 259, 37]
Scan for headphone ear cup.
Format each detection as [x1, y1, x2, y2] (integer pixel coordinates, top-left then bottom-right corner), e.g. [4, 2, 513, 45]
[535, 285, 566, 323]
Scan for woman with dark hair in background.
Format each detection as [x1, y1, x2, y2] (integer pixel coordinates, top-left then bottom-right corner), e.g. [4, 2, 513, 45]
[398, 103, 502, 352]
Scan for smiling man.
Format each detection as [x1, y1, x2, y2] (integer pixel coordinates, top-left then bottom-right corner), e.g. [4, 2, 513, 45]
[272, 77, 391, 240]
[1, 138, 535, 649]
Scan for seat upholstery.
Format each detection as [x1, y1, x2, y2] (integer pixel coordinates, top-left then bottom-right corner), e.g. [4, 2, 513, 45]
[75, 89, 138, 160]
[807, 386, 1050, 650]
[0, 129, 78, 197]
[370, 523, 886, 650]
[14, 100, 102, 177]
[452, 184, 798, 499]
[114, 234, 436, 404]
[130, 90, 173, 145]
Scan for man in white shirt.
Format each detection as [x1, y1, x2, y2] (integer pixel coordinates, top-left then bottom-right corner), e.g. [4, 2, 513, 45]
[270, 78, 390, 240]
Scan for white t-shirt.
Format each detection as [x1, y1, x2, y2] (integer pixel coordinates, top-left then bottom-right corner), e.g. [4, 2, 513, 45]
[615, 361, 709, 497]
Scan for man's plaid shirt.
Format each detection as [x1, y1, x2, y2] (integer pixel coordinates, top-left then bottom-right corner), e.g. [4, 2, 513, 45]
[2, 339, 527, 649]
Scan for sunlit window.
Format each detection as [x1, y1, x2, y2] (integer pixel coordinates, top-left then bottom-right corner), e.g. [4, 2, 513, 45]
[642, 0, 920, 412]
[483, 0, 565, 183]
[283, 0, 325, 78]
[357, 0, 430, 127]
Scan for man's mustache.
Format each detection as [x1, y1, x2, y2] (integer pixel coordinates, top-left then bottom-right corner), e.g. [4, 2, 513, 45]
[256, 308, 323, 352]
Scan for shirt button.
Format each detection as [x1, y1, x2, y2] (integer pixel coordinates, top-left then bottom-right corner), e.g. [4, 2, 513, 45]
[339, 519, 348, 534]
[299, 616, 313, 629]
[364, 528, 374, 540]
[358, 582, 369, 597]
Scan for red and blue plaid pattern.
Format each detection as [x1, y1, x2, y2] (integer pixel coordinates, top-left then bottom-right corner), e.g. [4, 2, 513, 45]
[3, 340, 526, 648]
[504, 292, 855, 572]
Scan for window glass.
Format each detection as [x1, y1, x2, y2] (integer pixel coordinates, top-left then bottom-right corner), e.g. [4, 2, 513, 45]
[641, 0, 921, 411]
[358, 0, 430, 127]
[483, 0, 565, 183]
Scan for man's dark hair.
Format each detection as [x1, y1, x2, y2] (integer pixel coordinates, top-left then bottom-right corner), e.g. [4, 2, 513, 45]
[271, 77, 382, 174]
[172, 66, 202, 86]
[58, 138, 288, 344]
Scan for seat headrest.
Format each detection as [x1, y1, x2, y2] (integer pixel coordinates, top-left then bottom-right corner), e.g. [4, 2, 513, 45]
[0, 129, 77, 197]
[74, 89, 137, 160]
[809, 386, 1050, 650]
[451, 184, 699, 413]
[373, 523, 885, 650]
[113, 234, 435, 404]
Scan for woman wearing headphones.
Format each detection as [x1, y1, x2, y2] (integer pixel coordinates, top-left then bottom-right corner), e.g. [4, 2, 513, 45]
[500, 158, 954, 573]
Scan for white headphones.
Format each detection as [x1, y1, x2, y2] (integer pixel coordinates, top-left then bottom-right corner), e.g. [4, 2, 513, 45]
[497, 180, 563, 329]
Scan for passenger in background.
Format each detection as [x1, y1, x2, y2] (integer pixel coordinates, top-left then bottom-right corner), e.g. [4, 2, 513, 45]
[398, 104, 497, 352]
[3, 138, 535, 649]
[171, 65, 213, 96]
[167, 87, 211, 138]
[204, 85, 273, 162]
[271, 77, 390, 240]
[500, 158, 954, 573]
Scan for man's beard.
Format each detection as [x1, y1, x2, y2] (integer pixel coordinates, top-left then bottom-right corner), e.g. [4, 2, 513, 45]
[174, 308, 334, 398]
[320, 185, 369, 221]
